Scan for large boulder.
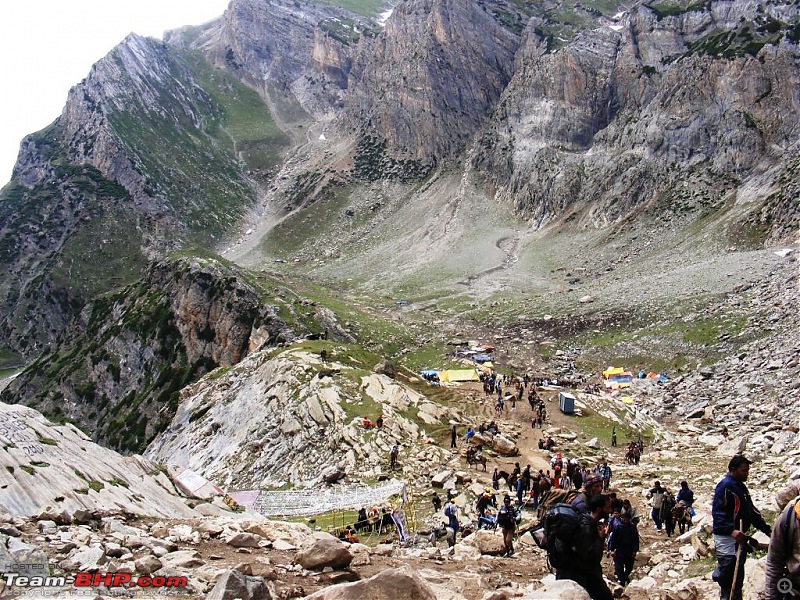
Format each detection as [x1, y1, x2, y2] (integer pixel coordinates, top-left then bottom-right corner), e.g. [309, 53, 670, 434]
[245, 520, 315, 547]
[431, 470, 453, 487]
[662, 580, 701, 600]
[321, 466, 345, 484]
[206, 569, 271, 600]
[302, 565, 437, 599]
[159, 549, 205, 569]
[463, 530, 505, 556]
[493, 435, 519, 456]
[224, 532, 262, 548]
[374, 360, 396, 378]
[295, 538, 353, 571]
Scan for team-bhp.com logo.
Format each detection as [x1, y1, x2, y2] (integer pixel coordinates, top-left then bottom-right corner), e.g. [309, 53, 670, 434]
[4, 572, 188, 589]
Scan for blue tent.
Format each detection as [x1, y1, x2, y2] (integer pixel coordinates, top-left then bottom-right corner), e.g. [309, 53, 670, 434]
[473, 354, 492, 363]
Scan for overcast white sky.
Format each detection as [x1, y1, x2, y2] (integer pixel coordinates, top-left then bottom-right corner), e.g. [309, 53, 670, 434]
[0, 0, 231, 186]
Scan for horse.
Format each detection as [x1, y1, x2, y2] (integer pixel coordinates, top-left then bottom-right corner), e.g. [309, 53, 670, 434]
[354, 508, 370, 533]
[625, 444, 641, 465]
[378, 510, 394, 534]
[672, 502, 693, 534]
[496, 470, 515, 491]
[423, 523, 456, 547]
[465, 446, 488, 471]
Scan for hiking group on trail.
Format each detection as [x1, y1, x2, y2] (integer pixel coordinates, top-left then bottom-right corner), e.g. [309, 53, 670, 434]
[342, 363, 800, 600]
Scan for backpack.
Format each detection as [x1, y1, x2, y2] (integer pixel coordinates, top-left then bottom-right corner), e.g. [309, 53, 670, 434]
[542, 503, 582, 570]
[496, 506, 515, 529]
[536, 488, 580, 520]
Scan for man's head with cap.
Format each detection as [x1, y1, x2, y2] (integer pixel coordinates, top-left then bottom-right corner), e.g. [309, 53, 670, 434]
[728, 455, 752, 481]
[584, 475, 604, 493]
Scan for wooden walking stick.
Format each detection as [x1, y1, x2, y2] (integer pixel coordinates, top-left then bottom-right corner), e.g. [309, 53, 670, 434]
[729, 519, 745, 600]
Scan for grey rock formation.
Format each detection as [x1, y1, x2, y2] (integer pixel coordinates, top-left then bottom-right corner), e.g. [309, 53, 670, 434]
[1, 256, 298, 453]
[342, 0, 522, 168]
[473, 0, 800, 233]
[207, 569, 272, 600]
[294, 537, 353, 571]
[145, 347, 463, 490]
[0, 402, 196, 518]
[302, 565, 437, 599]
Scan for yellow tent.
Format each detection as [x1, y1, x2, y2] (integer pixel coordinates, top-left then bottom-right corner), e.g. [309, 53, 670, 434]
[439, 369, 480, 382]
[602, 367, 625, 378]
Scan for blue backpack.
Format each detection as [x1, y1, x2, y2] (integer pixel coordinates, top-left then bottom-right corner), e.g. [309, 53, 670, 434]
[543, 503, 582, 569]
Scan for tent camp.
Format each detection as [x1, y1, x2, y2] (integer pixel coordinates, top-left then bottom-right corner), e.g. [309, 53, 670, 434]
[603, 367, 633, 390]
[439, 369, 480, 382]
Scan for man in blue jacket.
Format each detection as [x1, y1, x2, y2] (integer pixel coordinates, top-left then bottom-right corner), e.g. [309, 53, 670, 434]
[608, 511, 640, 586]
[712, 455, 772, 600]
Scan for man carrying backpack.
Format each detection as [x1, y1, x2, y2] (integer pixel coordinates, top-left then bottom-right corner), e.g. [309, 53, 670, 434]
[554, 494, 614, 600]
[763, 483, 800, 599]
[496, 495, 517, 557]
[444, 498, 460, 534]
[647, 481, 666, 533]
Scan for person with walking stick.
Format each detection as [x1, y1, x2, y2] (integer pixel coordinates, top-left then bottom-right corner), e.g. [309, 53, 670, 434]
[711, 455, 772, 600]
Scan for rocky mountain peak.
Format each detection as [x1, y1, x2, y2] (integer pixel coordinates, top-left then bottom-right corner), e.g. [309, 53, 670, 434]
[342, 0, 523, 168]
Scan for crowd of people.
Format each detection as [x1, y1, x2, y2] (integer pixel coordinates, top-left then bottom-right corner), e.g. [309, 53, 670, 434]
[347, 363, 800, 600]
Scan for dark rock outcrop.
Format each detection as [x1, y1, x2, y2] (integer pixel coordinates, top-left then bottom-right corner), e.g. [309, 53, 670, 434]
[0, 256, 299, 453]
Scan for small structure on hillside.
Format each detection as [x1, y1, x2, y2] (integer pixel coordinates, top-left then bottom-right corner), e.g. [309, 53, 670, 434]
[558, 392, 576, 414]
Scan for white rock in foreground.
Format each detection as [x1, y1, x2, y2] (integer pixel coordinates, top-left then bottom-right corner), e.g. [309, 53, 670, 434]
[0, 403, 195, 518]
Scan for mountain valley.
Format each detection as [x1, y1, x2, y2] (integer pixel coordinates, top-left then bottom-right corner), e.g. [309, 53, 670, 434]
[0, 0, 799, 598]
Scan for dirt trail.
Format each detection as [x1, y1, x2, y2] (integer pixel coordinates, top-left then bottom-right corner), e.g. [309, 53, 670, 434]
[454, 383, 601, 486]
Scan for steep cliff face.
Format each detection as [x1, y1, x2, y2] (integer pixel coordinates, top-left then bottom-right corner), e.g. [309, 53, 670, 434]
[183, 0, 370, 119]
[0, 33, 286, 361]
[472, 0, 800, 232]
[15, 34, 254, 234]
[0, 257, 302, 454]
[341, 0, 524, 170]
